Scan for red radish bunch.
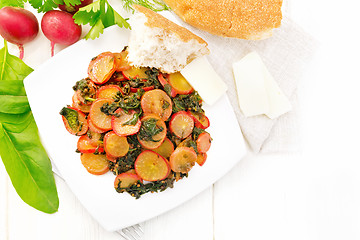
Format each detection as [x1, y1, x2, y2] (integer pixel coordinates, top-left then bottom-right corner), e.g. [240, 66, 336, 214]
[41, 10, 82, 56]
[0, 7, 39, 59]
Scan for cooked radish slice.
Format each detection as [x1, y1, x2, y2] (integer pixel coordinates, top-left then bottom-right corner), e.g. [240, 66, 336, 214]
[77, 135, 104, 154]
[141, 89, 172, 121]
[80, 153, 109, 175]
[135, 150, 170, 181]
[168, 72, 193, 95]
[157, 73, 168, 87]
[88, 118, 106, 134]
[169, 147, 197, 173]
[137, 115, 167, 149]
[89, 98, 113, 131]
[114, 172, 142, 189]
[88, 52, 117, 84]
[72, 93, 91, 113]
[114, 50, 130, 72]
[158, 73, 177, 97]
[104, 131, 129, 158]
[152, 138, 174, 159]
[130, 85, 154, 93]
[60, 107, 88, 136]
[126, 169, 137, 174]
[106, 153, 117, 163]
[169, 111, 194, 139]
[196, 132, 212, 153]
[87, 130, 104, 147]
[196, 153, 207, 166]
[112, 109, 141, 137]
[122, 67, 148, 80]
[111, 71, 126, 82]
[188, 111, 210, 129]
[96, 85, 122, 99]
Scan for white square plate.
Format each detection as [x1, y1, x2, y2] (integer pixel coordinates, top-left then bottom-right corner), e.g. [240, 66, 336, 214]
[24, 26, 247, 231]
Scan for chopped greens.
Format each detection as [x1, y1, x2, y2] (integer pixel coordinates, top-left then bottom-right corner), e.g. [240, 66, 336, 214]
[138, 118, 163, 142]
[172, 92, 204, 113]
[59, 107, 80, 131]
[115, 178, 175, 199]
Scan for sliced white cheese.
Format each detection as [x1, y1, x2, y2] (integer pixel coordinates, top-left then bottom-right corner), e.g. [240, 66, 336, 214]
[181, 56, 228, 105]
[232, 52, 270, 117]
[262, 63, 292, 119]
[233, 51, 292, 119]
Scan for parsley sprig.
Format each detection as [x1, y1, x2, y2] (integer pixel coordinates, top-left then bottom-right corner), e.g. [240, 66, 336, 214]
[73, 0, 130, 40]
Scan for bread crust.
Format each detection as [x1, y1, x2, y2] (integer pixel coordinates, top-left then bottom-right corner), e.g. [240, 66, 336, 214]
[163, 0, 283, 40]
[133, 5, 208, 46]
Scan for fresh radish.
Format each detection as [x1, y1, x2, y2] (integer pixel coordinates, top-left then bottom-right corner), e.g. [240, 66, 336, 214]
[58, 0, 93, 14]
[41, 10, 82, 57]
[0, 7, 39, 59]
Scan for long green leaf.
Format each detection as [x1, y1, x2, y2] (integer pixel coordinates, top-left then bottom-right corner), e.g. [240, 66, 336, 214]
[0, 113, 59, 213]
[0, 41, 59, 213]
[0, 80, 26, 96]
[0, 95, 30, 114]
[0, 41, 33, 81]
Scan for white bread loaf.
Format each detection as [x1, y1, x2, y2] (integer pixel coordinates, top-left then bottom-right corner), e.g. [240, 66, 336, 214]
[127, 5, 210, 73]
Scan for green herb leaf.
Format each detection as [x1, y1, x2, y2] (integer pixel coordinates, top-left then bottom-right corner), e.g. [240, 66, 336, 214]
[73, 0, 130, 40]
[0, 0, 25, 8]
[0, 41, 59, 213]
[29, 0, 58, 12]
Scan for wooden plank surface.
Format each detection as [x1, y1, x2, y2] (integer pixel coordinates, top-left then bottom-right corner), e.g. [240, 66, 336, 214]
[142, 187, 213, 240]
[0, 162, 8, 240]
[2, 170, 213, 240]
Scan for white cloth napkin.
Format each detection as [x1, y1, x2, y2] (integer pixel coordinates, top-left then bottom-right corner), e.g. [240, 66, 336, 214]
[169, 14, 318, 153]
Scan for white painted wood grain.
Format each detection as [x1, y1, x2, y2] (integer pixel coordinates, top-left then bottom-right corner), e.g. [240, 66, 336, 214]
[6, 175, 120, 240]
[142, 187, 213, 240]
[0, 161, 8, 240]
[213, 153, 303, 240]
